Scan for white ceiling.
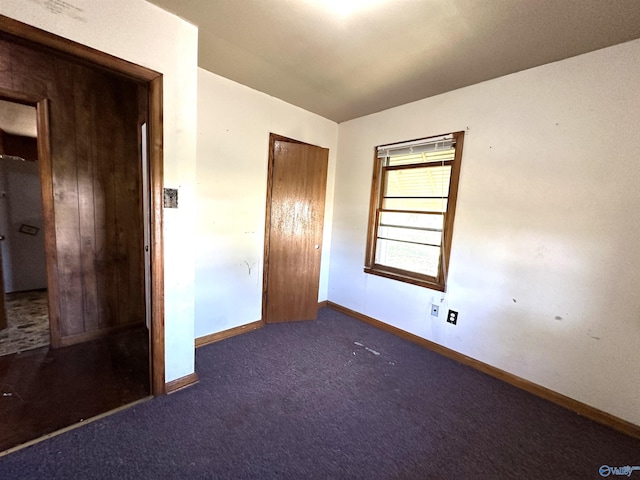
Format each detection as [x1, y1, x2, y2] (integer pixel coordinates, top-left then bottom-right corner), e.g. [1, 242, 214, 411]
[0, 100, 37, 138]
[146, 0, 640, 123]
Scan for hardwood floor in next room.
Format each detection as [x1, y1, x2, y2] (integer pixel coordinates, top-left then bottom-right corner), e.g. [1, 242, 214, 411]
[0, 326, 150, 453]
[0, 290, 50, 357]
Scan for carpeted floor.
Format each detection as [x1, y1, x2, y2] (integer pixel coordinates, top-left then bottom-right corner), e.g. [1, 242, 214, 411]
[0, 306, 638, 479]
[0, 290, 49, 357]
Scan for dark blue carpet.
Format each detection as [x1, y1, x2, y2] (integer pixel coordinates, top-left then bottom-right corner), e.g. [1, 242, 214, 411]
[0, 307, 637, 479]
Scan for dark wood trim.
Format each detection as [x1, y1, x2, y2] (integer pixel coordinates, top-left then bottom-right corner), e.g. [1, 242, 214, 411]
[318, 300, 328, 308]
[149, 76, 165, 396]
[364, 266, 445, 292]
[364, 145, 381, 268]
[35, 97, 62, 348]
[326, 301, 640, 440]
[0, 15, 159, 81]
[195, 320, 264, 348]
[0, 88, 42, 106]
[262, 136, 276, 325]
[165, 372, 199, 394]
[440, 131, 464, 286]
[0, 17, 166, 395]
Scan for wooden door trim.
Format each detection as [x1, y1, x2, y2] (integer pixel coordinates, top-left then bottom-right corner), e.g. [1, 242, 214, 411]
[35, 96, 61, 348]
[149, 76, 165, 395]
[0, 16, 166, 395]
[0, 15, 159, 81]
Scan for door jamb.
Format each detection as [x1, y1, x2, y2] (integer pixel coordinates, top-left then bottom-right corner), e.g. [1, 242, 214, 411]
[0, 15, 166, 395]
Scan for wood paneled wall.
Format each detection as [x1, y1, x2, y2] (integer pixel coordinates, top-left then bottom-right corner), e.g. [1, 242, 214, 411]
[0, 33, 147, 345]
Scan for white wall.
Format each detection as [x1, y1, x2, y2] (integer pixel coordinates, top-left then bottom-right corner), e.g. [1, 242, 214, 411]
[330, 39, 640, 426]
[4, 1, 637, 425]
[195, 68, 338, 338]
[0, 0, 199, 383]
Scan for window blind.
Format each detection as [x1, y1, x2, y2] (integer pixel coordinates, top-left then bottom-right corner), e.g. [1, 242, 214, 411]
[377, 135, 454, 159]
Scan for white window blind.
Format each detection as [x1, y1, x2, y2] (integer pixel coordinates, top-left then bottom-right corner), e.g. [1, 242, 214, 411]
[377, 135, 454, 159]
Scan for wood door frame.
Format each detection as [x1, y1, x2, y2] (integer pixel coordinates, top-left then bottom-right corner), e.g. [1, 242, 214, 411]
[262, 133, 327, 324]
[0, 89, 60, 346]
[0, 15, 166, 395]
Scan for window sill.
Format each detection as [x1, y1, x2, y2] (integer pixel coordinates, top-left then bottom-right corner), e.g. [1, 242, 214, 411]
[364, 266, 445, 292]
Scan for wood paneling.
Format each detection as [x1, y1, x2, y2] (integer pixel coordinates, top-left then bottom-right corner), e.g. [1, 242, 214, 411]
[0, 33, 146, 345]
[50, 58, 83, 338]
[0, 40, 11, 91]
[113, 77, 144, 330]
[73, 63, 99, 334]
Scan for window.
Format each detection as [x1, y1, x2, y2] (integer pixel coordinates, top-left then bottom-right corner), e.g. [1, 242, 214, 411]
[364, 131, 464, 291]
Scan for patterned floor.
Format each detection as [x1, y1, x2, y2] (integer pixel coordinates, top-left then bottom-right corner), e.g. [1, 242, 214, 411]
[0, 290, 50, 357]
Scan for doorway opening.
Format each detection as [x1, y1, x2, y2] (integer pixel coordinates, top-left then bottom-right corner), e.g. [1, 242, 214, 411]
[0, 83, 152, 453]
[0, 15, 166, 453]
[0, 15, 165, 399]
[0, 100, 49, 357]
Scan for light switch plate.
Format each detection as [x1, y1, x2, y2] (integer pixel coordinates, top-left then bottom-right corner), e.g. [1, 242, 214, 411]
[163, 188, 178, 208]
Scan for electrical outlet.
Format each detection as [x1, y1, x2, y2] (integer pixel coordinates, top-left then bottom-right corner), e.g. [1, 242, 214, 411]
[431, 304, 439, 317]
[447, 310, 458, 325]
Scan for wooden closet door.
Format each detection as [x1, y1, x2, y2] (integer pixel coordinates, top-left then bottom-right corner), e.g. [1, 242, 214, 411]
[265, 139, 328, 323]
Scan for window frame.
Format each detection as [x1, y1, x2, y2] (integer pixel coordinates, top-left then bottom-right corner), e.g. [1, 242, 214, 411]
[364, 130, 464, 291]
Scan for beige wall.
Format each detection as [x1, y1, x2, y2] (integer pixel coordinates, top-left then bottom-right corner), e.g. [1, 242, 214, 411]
[4, 2, 639, 426]
[195, 68, 338, 338]
[329, 39, 640, 425]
